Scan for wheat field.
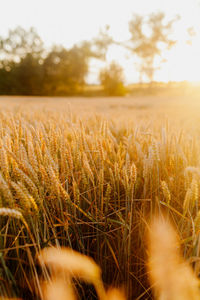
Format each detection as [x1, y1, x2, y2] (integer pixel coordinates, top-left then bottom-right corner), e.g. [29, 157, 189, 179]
[1, 95, 200, 299]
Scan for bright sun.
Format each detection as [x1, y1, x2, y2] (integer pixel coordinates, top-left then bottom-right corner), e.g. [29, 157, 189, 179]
[102, 16, 200, 83]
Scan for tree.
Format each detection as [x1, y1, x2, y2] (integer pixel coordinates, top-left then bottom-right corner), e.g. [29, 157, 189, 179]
[93, 26, 113, 60]
[11, 54, 44, 95]
[43, 44, 90, 95]
[128, 13, 178, 82]
[0, 27, 95, 96]
[99, 62, 126, 96]
[0, 27, 45, 95]
[94, 13, 178, 83]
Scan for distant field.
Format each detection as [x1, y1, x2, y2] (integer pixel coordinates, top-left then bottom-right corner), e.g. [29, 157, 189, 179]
[1, 94, 200, 299]
[1, 93, 200, 116]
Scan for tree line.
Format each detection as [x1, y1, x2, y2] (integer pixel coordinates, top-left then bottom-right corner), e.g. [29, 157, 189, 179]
[0, 13, 179, 96]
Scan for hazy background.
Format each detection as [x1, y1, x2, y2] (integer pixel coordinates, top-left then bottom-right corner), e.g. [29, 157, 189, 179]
[1, 0, 200, 83]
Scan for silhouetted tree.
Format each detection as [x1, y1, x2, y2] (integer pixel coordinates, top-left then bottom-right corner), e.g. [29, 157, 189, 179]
[94, 13, 178, 83]
[0, 27, 45, 95]
[0, 27, 95, 96]
[43, 44, 90, 95]
[128, 13, 178, 82]
[93, 26, 113, 60]
[11, 54, 44, 95]
[99, 62, 126, 96]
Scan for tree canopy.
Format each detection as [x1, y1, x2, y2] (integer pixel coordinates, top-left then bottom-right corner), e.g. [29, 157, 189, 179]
[128, 13, 178, 82]
[99, 62, 126, 96]
[0, 27, 94, 95]
[94, 12, 178, 83]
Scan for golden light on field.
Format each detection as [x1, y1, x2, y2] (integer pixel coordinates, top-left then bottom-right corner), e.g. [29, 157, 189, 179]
[2, 1, 200, 299]
[1, 0, 200, 82]
[2, 95, 200, 299]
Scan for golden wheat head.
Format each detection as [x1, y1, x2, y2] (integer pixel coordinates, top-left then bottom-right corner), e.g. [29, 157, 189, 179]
[148, 216, 200, 300]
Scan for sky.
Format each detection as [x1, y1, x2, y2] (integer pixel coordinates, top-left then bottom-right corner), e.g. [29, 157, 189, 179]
[1, 0, 200, 83]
